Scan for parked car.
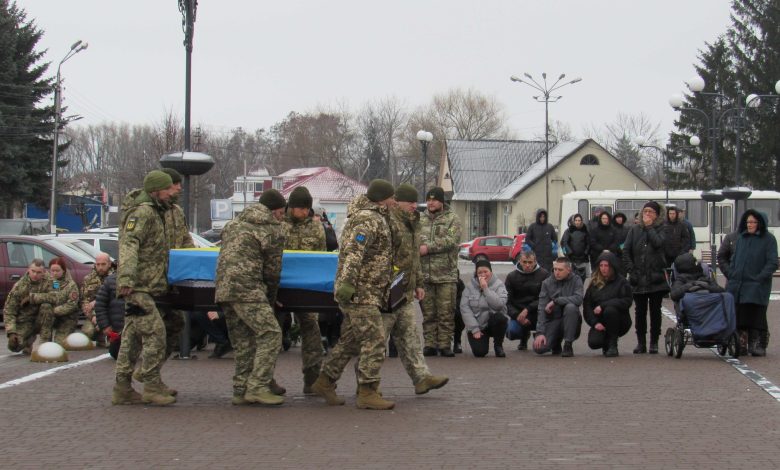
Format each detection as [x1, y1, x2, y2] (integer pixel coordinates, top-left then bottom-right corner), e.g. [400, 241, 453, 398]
[87, 227, 215, 248]
[42, 233, 119, 259]
[509, 234, 529, 263]
[0, 218, 49, 235]
[0, 235, 98, 314]
[467, 235, 516, 262]
[458, 239, 475, 260]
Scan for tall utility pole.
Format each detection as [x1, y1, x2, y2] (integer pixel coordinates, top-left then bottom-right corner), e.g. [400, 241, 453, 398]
[178, 0, 197, 225]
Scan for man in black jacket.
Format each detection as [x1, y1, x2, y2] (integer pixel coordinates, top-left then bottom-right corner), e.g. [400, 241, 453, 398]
[662, 205, 690, 268]
[505, 250, 548, 350]
[525, 209, 557, 272]
[533, 257, 584, 357]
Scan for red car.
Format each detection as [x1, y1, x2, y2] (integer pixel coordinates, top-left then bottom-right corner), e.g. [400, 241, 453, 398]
[468, 235, 516, 262]
[509, 234, 528, 263]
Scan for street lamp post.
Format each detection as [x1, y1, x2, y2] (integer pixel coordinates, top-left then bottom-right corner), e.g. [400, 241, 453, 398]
[416, 130, 433, 201]
[510, 73, 582, 212]
[50, 40, 88, 234]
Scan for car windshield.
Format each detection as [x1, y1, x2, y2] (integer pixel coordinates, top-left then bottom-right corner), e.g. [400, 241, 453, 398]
[44, 239, 95, 264]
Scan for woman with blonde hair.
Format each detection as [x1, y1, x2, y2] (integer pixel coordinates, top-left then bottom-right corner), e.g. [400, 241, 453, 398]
[583, 252, 633, 357]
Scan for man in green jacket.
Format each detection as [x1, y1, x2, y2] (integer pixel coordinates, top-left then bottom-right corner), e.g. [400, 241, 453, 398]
[419, 187, 462, 357]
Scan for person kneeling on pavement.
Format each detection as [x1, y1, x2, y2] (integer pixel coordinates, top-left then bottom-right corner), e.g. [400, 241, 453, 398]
[533, 257, 584, 357]
[505, 250, 548, 351]
[460, 259, 509, 357]
[583, 252, 633, 357]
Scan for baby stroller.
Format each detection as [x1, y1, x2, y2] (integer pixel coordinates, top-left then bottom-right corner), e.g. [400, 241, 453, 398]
[663, 255, 739, 359]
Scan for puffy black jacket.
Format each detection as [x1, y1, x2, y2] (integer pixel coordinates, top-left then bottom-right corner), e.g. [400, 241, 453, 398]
[622, 217, 669, 294]
[583, 252, 633, 328]
[94, 273, 125, 332]
[525, 209, 557, 272]
[669, 253, 723, 301]
[662, 215, 691, 265]
[612, 212, 629, 256]
[504, 263, 548, 327]
[561, 220, 589, 263]
[590, 213, 617, 266]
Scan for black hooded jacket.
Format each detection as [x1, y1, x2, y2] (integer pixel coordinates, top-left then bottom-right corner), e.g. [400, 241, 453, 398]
[612, 212, 629, 255]
[525, 209, 557, 271]
[589, 212, 617, 265]
[669, 252, 723, 301]
[662, 209, 691, 265]
[505, 262, 548, 327]
[561, 215, 590, 263]
[622, 213, 669, 294]
[583, 252, 633, 327]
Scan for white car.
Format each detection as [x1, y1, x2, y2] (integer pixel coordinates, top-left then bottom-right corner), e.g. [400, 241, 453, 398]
[44, 233, 119, 259]
[87, 227, 215, 249]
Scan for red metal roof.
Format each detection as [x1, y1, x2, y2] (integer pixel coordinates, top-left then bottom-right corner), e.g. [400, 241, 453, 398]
[277, 167, 367, 203]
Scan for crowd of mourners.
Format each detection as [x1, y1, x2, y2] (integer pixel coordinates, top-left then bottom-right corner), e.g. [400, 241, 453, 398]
[455, 201, 777, 360]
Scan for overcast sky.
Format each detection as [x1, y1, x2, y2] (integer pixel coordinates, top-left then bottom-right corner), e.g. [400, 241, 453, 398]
[18, 0, 735, 143]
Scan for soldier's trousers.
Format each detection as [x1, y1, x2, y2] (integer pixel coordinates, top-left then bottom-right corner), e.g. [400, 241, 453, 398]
[321, 303, 385, 385]
[382, 301, 430, 384]
[37, 305, 77, 345]
[115, 293, 167, 386]
[222, 301, 281, 395]
[7, 313, 43, 352]
[294, 312, 323, 384]
[421, 282, 456, 349]
[81, 315, 97, 340]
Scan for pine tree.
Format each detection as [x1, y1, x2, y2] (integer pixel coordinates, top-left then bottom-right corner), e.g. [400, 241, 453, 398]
[612, 135, 644, 177]
[0, 1, 54, 216]
[728, 0, 780, 189]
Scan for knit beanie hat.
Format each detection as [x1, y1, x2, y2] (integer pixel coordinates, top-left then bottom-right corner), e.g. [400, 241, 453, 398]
[259, 189, 286, 210]
[474, 259, 492, 272]
[288, 186, 313, 209]
[395, 184, 418, 203]
[143, 170, 173, 194]
[426, 187, 445, 203]
[366, 179, 394, 202]
[161, 167, 183, 184]
[643, 201, 661, 216]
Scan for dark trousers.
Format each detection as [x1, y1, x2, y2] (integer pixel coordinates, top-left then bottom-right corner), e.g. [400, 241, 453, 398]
[534, 304, 582, 354]
[453, 310, 465, 345]
[466, 313, 508, 358]
[588, 306, 632, 349]
[736, 303, 768, 332]
[633, 292, 664, 338]
[191, 310, 231, 345]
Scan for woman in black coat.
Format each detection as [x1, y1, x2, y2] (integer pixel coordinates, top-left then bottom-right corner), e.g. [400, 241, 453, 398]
[589, 211, 617, 269]
[525, 209, 557, 272]
[622, 201, 668, 354]
[583, 252, 633, 357]
[726, 209, 779, 356]
[94, 272, 125, 359]
[561, 213, 590, 281]
[612, 212, 629, 257]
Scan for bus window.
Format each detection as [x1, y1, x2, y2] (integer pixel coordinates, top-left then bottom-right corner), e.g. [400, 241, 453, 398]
[746, 199, 780, 226]
[685, 200, 708, 227]
[577, 199, 589, 218]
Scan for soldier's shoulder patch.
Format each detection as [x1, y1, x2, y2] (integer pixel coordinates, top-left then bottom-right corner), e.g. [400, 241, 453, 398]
[125, 217, 137, 231]
[355, 232, 367, 244]
[70, 291, 79, 301]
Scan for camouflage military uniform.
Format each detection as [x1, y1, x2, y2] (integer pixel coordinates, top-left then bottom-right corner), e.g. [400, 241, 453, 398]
[385, 206, 432, 384]
[3, 271, 51, 352]
[115, 190, 171, 387]
[215, 203, 285, 398]
[419, 205, 462, 350]
[80, 266, 115, 341]
[282, 213, 327, 388]
[160, 197, 195, 358]
[320, 195, 393, 386]
[31, 272, 80, 345]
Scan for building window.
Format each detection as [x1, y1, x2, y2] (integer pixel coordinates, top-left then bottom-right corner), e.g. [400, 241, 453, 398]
[580, 154, 599, 165]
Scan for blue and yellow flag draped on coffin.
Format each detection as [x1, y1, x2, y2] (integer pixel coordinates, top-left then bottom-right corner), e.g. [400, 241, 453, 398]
[168, 248, 338, 293]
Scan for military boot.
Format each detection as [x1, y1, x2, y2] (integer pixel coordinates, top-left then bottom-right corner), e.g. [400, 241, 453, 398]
[133, 370, 178, 396]
[357, 382, 395, 410]
[270, 378, 286, 396]
[414, 375, 449, 395]
[244, 388, 284, 406]
[142, 383, 176, 406]
[311, 373, 345, 406]
[111, 379, 143, 405]
[231, 391, 250, 406]
[302, 368, 319, 395]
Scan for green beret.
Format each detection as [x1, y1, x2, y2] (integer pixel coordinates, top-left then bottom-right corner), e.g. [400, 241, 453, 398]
[395, 184, 418, 203]
[160, 167, 183, 184]
[259, 189, 286, 210]
[288, 186, 313, 209]
[426, 187, 445, 203]
[143, 170, 173, 194]
[366, 179, 394, 202]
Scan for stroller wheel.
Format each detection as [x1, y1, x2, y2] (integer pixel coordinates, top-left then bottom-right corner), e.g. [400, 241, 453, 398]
[674, 329, 685, 359]
[717, 343, 728, 357]
[664, 327, 675, 356]
[729, 332, 740, 359]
